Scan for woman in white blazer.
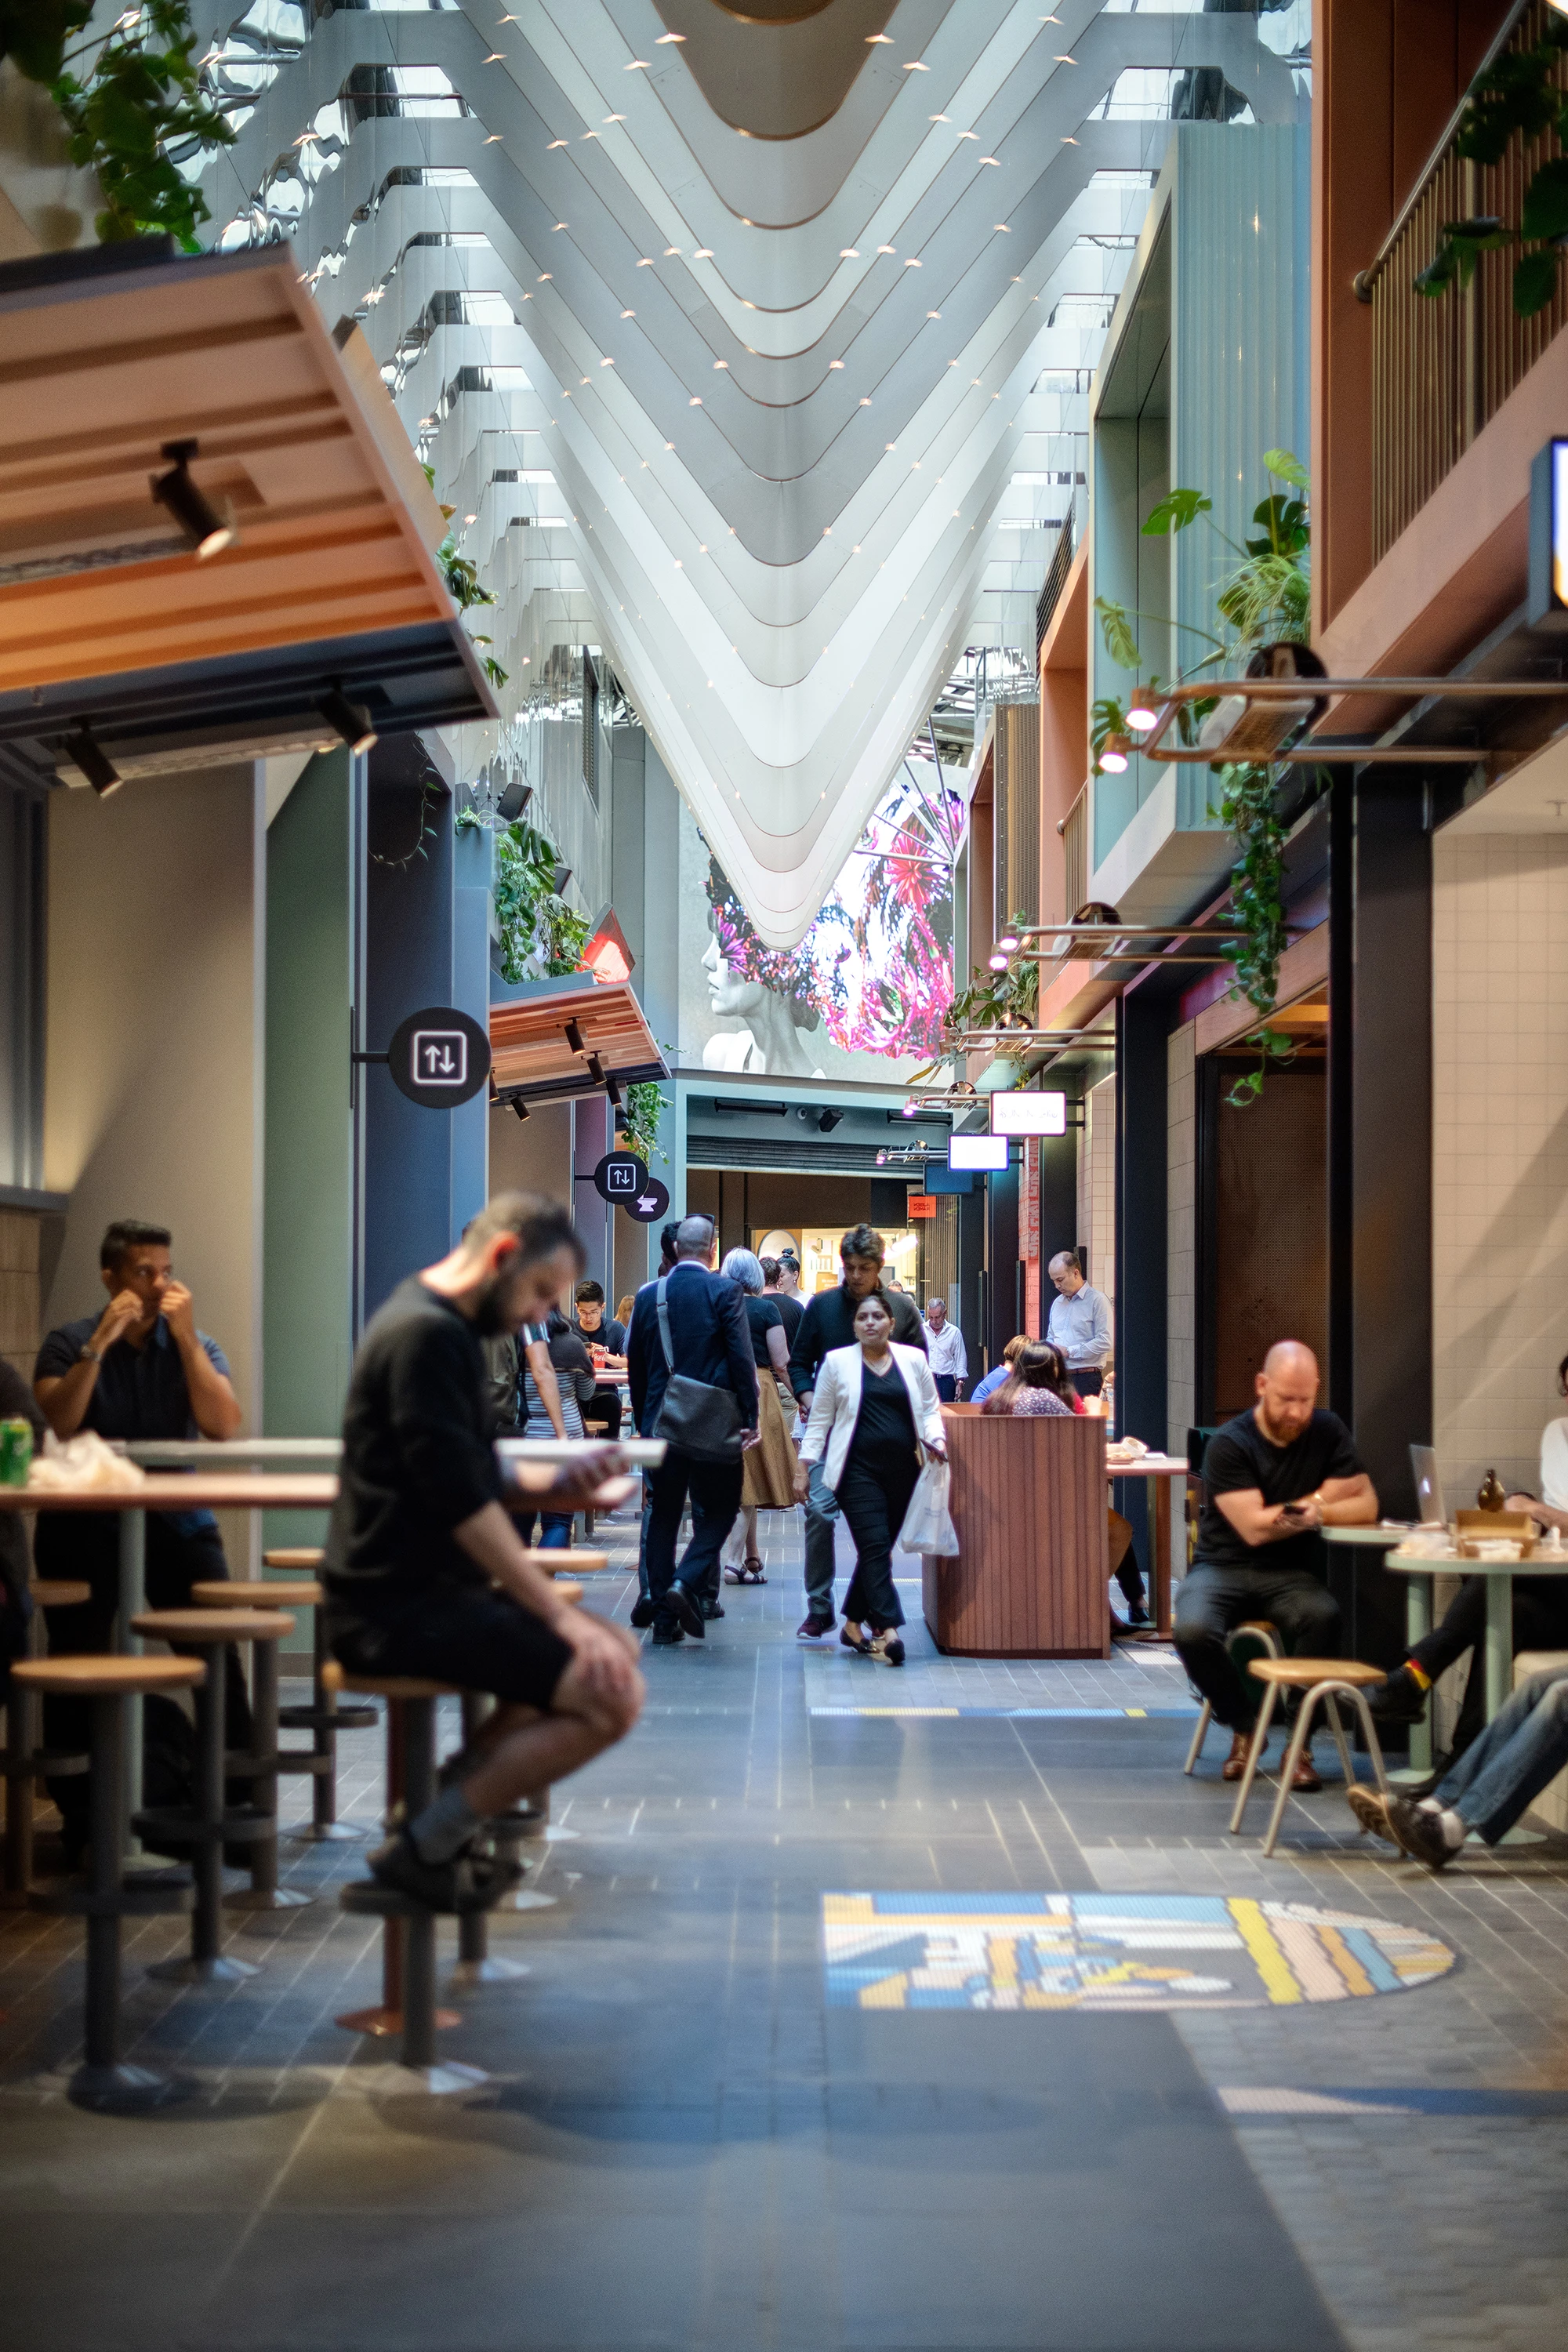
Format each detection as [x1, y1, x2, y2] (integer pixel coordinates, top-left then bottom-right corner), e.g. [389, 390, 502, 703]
[793, 1294, 946, 1665]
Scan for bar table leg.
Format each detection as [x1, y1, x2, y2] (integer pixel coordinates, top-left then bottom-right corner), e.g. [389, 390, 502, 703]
[1388, 1581, 1433, 1787]
[118, 1508, 147, 1862]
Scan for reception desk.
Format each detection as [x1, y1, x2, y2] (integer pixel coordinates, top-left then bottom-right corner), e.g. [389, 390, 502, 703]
[921, 1406, 1109, 1658]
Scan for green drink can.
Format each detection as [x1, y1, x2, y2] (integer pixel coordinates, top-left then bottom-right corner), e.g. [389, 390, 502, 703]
[0, 1417, 34, 1487]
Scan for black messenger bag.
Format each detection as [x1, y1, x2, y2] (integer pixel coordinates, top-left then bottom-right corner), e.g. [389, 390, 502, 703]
[652, 1276, 744, 1461]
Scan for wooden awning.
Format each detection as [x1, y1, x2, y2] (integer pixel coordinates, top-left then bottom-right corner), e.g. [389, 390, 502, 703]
[0, 238, 497, 786]
[488, 978, 668, 1108]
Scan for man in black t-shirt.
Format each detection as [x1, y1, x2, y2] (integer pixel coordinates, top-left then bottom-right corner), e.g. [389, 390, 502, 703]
[324, 1192, 644, 1910]
[1174, 1341, 1377, 1789]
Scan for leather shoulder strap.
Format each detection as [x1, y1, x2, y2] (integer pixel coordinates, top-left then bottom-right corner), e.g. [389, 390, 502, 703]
[655, 1276, 675, 1371]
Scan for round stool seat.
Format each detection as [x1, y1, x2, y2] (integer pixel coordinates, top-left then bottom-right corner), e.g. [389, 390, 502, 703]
[1233, 1619, 1278, 1637]
[11, 1655, 204, 1698]
[1247, 1657, 1386, 1690]
[132, 1609, 295, 1646]
[323, 1661, 461, 1701]
[263, 1548, 323, 1570]
[30, 1581, 92, 1608]
[191, 1580, 321, 1610]
[520, 1550, 608, 1574]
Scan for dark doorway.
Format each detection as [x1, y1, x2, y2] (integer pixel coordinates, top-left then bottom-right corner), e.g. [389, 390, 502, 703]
[1197, 1054, 1327, 1423]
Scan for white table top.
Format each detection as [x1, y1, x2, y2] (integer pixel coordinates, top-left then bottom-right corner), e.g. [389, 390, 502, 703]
[1381, 1549, 1568, 1577]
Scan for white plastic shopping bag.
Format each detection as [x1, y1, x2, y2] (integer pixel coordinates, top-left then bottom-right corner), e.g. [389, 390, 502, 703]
[897, 1457, 959, 1555]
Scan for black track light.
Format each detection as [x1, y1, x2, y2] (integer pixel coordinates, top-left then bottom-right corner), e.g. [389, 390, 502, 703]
[606, 1076, 622, 1111]
[150, 438, 237, 559]
[64, 725, 122, 798]
[510, 1097, 530, 1122]
[319, 688, 379, 754]
[818, 1107, 844, 1133]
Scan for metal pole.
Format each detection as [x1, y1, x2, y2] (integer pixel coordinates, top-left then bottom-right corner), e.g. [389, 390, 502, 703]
[117, 1508, 146, 1860]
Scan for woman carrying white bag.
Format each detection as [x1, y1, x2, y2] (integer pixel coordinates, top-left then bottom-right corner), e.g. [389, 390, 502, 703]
[793, 1294, 947, 1666]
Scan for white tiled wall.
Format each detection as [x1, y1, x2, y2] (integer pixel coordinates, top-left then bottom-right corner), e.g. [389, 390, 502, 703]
[1432, 830, 1568, 1506]
[1078, 1073, 1117, 1311]
[1167, 1022, 1197, 1457]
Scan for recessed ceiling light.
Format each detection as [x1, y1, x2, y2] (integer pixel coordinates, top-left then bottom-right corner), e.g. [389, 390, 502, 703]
[840, 249, 859, 259]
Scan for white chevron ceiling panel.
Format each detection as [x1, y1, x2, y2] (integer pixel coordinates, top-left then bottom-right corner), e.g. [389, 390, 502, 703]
[194, 0, 1305, 941]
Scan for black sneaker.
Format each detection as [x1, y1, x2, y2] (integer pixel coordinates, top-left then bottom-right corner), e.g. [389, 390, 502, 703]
[368, 1826, 521, 1915]
[1121, 1607, 1153, 1631]
[797, 1614, 835, 1641]
[630, 1595, 657, 1628]
[1370, 1666, 1428, 1725]
[1385, 1793, 1461, 1868]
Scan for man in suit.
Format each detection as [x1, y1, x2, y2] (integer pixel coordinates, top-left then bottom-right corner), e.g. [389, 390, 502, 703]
[627, 1214, 759, 1645]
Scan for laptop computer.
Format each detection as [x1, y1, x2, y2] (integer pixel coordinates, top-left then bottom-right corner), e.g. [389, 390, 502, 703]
[1410, 1443, 1446, 1528]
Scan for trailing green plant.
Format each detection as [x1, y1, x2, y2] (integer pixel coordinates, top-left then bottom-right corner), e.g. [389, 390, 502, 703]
[41, 3, 235, 252]
[459, 810, 590, 982]
[616, 1080, 670, 1167]
[1414, 19, 1568, 318]
[1094, 448, 1312, 1105]
[422, 466, 508, 690]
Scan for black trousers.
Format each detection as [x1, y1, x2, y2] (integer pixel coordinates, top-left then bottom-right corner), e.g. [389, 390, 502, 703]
[35, 1512, 253, 1842]
[1410, 1573, 1568, 1758]
[1072, 1370, 1104, 1399]
[1173, 1562, 1341, 1731]
[645, 1449, 744, 1616]
[582, 1387, 622, 1441]
[837, 1450, 921, 1632]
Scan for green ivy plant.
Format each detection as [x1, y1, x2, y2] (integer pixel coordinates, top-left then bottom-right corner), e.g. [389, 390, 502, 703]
[1415, 20, 1568, 317]
[459, 810, 590, 982]
[422, 468, 507, 689]
[1095, 448, 1312, 1105]
[616, 1081, 670, 1167]
[41, 3, 236, 252]
[940, 909, 1040, 1050]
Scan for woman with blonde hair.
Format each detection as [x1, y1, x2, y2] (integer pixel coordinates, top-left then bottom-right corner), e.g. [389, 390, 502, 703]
[720, 1247, 797, 1581]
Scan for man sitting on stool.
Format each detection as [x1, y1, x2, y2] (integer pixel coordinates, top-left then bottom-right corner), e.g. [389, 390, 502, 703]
[323, 1192, 644, 1911]
[1174, 1341, 1377, 1789]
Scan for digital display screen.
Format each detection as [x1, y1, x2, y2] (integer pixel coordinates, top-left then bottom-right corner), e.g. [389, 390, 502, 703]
[949, 1134, 1009, 1172]
[990, 1091, 1066, 1137]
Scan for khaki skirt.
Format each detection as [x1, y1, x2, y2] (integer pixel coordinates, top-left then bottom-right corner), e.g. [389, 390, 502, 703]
[741, 1370, 799, 1510]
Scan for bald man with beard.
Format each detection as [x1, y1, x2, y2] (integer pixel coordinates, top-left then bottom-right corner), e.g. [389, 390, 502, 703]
[1174, 1342, 1377, 1789]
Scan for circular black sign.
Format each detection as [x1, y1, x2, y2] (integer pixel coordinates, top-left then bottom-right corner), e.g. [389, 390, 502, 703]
[593, 1149, 648, 1204]
[623, 1174, 670, 1225]
[387, 1005, 492, 1108]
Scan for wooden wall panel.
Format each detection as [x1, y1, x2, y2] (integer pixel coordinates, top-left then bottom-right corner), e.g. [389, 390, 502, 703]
[1208, 1066, 1327, 1419]
[924, 1408, 1109, 1657]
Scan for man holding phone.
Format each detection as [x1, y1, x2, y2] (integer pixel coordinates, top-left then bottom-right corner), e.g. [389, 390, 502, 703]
[1174, 1342, 1377, 1788]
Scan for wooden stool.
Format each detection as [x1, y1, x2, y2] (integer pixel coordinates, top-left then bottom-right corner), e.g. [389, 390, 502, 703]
[325, 1663, 470, 2076]
[2, 1579, 92, 1905]
[451, 1690, 533, 1987]
[1229, 1658, 1390, 1857]
[263, 1547, 376, 1841]
[13, 1654, 201, 2111]
[1182, 1621, 1283, 1777]
[131, 1608, 294, 1985]
[192, 1581, 318, 1911]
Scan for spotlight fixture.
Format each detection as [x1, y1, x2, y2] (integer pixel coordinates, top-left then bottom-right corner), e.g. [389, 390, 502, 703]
[606, 1076, 623, 1111]
[318, 688, 379, 754]
[1125, 695, 1158, 734]
[876, 1148, 888, 1166]
[64, 724, 122, 798]
[988, 951, 1009, 971]
[902, 1101, 917, 1117]
[817, 1108, 844, 1133]
[996, 931, 1020, 953]
[1098, 732, 1131, 775]
[510, 1097, 530, 1122]
[149, 439, 237, 559]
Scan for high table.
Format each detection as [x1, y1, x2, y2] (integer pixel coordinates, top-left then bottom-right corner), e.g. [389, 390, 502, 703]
[0, 1475, 338, 1856]
[1109, 1454, 1188, 1637]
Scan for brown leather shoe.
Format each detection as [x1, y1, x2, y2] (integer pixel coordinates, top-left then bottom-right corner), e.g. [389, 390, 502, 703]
[1221, 1731, 1255, 1782]
[1290, 1753, 1323, 1793]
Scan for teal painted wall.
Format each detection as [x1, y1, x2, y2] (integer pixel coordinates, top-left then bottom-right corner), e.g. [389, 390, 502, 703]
[1092, 123, 1310, 872]
[263, 749, 354, 1558]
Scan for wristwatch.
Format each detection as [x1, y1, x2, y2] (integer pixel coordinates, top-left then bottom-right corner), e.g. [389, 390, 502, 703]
[78, 1343, 104, 1365]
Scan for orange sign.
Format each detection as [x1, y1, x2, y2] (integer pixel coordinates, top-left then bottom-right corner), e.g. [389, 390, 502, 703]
[907, 1194, 937, 1219]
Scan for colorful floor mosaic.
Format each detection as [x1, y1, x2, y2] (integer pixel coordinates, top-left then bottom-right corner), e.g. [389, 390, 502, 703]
[822, 1893, 1457, 2012]
[810, 1705, 1200, 1719]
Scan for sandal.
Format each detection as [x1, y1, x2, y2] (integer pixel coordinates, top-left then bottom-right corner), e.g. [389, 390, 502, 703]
[741, 1558, 767, 1584]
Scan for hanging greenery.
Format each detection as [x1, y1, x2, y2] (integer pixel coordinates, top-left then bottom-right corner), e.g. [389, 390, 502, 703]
[420, 466, 508, 689]
[941, 909, 1040, 1047]
[616, 1081, 670, 1167]
[459, 811, 590, 982]
[1414, 20, 1568, 318]
[34, 3, 237, 252]
[1094, 448, 1313, 1105]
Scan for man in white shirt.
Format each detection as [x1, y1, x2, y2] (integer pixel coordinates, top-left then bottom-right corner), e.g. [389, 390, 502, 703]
[1045, 1251, 1112, 1400]
[922, 1297, 967, 1403]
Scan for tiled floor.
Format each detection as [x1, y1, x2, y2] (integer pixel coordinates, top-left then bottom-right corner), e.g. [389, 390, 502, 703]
[2, 1506, 1566, 2350]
